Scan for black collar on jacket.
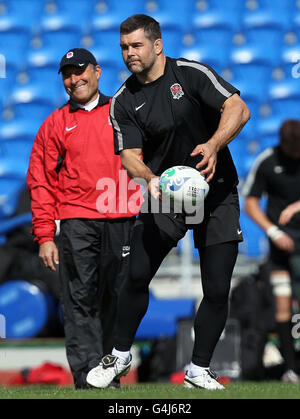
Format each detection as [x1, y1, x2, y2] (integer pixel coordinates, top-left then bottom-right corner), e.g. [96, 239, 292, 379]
[68, 91, 110, 111]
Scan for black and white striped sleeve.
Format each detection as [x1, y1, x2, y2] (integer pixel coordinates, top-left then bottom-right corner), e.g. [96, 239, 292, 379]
[110, 86, 143, 154]
[176, 59, 240, 111]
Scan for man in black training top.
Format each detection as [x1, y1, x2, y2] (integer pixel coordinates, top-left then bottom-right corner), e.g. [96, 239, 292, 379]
[243, 120, 300, 382]
[86, 14, 250, 390]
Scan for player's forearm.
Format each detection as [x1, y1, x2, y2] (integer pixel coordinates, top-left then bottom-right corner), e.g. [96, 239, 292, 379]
[121, 148, 156, 184]
[289, 200, 300, 215]
[208, 96, 250, 152]
[244, 197, 274, 232]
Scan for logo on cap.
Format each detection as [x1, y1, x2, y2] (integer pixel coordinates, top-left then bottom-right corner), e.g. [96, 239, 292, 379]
[66, 51, 74, 59]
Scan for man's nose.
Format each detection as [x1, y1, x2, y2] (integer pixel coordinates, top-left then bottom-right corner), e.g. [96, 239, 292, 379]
[70, 73, 80, 84]
[127, 46, 135, 56]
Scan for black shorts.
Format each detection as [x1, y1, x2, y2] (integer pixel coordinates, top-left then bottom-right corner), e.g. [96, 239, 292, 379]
[268, 241, 300, 271]
[136, 187, 243, 248]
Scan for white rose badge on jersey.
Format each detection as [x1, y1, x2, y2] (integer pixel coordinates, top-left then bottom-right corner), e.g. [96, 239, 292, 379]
[170, 83, 184, 100]
[159, 166, 209, 224]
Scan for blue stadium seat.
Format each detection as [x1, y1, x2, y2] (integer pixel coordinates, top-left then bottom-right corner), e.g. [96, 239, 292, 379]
[0, 26, 30, 53]
[3, 100, 55, 123]
[0, 280, 56, 339]
[26, 45, 68, 75]
[144, 0, 192, 32]
[161, 26, 184, 58]
[0, 156, 28, 179]
[90, 0, 146, 30]
[96, 61, 125, 96]
[180, 27, 233, 70]
[293, 5, 300, 28]
[256, 113, 283, 140]
[89, 28, 123, 66]
[243, 0, 292, 31]
[0, 184, 24, 220]
[255, 96, 300, 144]
[0, 176, 26, 218]
[268, 72, 300, 101]
[20, 64, 59, 87]
[259, 134, 279, 150]
[47, 0, 93, 23]
[5, 81, 58, 109]
[191, 0, 243, 32]
[37, 10, 84, 49]
[230, 140, 260, 180]
[230, 28, 284, 67]
[230, 27, 283, 66]
[0, 116, 37, 157]
[0, 138, 34, 162]
[281, 42, 300, 69]
[0, 116, 40, 142]
[136, 291, 196, 339]
[40, 27, 83, 53]
[0, 67, 18, 115]
[0, 0, 42, 30]
[1, 0, 43, 19]
[227, 63, 272, 101]
[271, 97, 300, 119]
[239, 202, 269, 259]
[2, 81, 58, 129]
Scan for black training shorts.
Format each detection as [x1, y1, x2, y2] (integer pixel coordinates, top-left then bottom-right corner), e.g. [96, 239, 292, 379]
[136, 187, 243, 249]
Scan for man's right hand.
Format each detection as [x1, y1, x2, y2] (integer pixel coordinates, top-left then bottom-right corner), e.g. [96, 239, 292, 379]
[148, 176, 161, 200]
[39, 241, 59, 272]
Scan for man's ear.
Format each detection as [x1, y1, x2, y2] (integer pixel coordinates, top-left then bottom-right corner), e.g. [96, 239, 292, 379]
[154, 38, 163, 55]
[95, 64, 102, 80]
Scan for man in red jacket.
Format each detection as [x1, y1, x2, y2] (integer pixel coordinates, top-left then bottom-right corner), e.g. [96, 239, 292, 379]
[27, 48, 141, 389]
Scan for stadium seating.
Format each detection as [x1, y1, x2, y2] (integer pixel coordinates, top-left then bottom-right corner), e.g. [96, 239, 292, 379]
[230, 27, 283, 67]
[0, 279, 56, 338]
[88, 27, 123, 67]
[0, 176, 26, 218]
[242, 0, 292, 31]
[0, 116, 37, 170]
[227, 63, 272, 101]
[136, 291, 196, 339]
[239, 198, 269, 259]
[191, 0, 243, 32]
[144, 0, 192, 31]
[180, 27, 233, 71]
[90, 0, 146, 30]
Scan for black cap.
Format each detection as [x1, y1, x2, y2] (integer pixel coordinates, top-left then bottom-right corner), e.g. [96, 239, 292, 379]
[58, 48, 98, 73]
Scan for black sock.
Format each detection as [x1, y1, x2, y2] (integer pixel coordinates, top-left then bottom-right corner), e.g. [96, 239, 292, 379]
[277, 321, 296, 371]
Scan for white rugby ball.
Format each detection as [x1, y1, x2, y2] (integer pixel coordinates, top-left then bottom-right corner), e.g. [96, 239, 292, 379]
[159, 166, 209, 207]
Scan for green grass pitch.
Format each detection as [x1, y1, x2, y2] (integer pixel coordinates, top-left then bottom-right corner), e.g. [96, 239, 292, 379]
[0, 382, 300, 399]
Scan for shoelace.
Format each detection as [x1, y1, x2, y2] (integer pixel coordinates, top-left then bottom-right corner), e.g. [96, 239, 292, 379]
[94, 359, 125, 378]
[206, 369, 218, 380]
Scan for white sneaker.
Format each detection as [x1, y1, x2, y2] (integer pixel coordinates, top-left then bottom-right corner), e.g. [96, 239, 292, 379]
[281, 369, 299, 383]
[86, 354, 131, 389]
[184, 369, 225, 390]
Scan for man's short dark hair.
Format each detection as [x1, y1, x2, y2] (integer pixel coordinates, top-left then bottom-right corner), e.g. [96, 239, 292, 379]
[280, 119, 300, 153]
[120, 14, 161, 41]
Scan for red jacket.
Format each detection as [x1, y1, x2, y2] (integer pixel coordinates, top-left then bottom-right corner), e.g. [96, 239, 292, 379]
[27, 93, 141, 245]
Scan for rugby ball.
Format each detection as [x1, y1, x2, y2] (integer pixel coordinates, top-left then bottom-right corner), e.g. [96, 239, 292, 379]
[159, 166, 209, 207]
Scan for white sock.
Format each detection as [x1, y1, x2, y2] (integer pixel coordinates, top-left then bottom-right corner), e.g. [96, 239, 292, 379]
[187, 362, 209, 378]
[112, 348, 131, 364]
